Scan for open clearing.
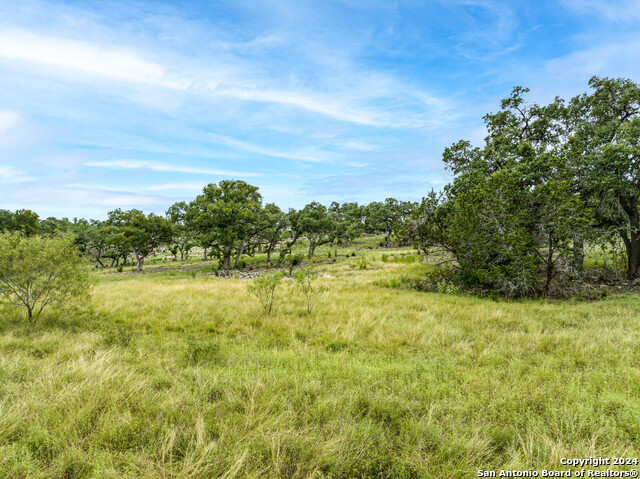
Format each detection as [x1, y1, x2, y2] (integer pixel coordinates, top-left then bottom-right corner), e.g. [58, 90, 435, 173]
[1, 243, 639, 478]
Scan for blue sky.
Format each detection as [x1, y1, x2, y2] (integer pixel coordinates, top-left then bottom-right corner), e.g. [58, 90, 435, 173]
[1, 0, 639, 219]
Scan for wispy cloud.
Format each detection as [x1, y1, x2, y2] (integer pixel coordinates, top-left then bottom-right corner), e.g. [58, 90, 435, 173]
[84, 160, 263, 177]
[0, 165, 36, 183]
[562, 0, 640, 21]
[142, 182, 206, 191]
[545, 39, 640, 82]
[207, 133, 339, 163]
[0, 30, 189, 89]
[211, 86, 389, 126]
[0, 110, 22, 135]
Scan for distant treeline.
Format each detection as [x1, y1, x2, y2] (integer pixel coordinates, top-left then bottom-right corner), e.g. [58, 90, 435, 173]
[0, 194, 417, 272]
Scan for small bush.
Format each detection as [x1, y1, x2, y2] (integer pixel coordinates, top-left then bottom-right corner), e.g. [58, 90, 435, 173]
[282, 254, 303, 276]
[294, 267, 326, 314]
[248, 271, 284, 315]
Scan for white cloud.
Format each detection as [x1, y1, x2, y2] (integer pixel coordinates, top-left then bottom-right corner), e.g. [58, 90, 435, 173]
[84, 160, 263, 177]
[211, 86, 389, 126]
[143, 182, 207, 191]
[0, 30, 189, 89]
[0, 110, 22, 135]
[0, 165, 35, 182]
[207, 133, 339, 163]
[545, 39, 640, 82]
[562, 0, 640, 21]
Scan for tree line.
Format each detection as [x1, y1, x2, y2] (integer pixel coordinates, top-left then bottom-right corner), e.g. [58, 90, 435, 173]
[0, 194, 416, 272]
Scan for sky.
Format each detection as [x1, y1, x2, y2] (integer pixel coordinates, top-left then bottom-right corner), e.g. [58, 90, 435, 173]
[1, 0, 639, 219]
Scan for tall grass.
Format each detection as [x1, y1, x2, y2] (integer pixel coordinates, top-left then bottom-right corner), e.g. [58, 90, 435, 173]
[0, 252, 639, 477]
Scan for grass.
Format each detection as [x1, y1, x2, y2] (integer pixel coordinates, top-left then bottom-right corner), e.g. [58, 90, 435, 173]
[1, 245, 640, 477]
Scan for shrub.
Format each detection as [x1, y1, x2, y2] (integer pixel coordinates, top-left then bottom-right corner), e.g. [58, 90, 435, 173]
[0, 232, 91, 322]
[293, 267, 326, 314]
[282, 254, 303, 276]
[248, 271, 284, 315]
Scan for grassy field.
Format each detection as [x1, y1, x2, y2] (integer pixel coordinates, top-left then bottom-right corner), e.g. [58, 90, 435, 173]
[1, 240, 640, 478]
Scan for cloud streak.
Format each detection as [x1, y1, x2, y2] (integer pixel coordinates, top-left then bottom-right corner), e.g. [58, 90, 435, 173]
[0, 165, 36, 183]
[0, 30, 189, 89]
[84, 160, 263, 177]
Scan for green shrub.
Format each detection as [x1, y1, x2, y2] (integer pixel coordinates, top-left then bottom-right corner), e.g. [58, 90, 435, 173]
[248, 271, 285, 315]
[0, 232, 91, 322]
[293, 267, 326, 314]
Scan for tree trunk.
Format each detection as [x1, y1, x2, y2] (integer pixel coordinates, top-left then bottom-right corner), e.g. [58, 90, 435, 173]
[571, 234, 584, 277]
[234, 238, 247, 268]
[619, 195, 640, 280]
[203, 247, 207, 261]
[133, 250, 144, 272]
[223, 255, 231, 270]
[267, 243, 273, 263]
[626, 234, 640, 280]
[386, 231, 391, 248]
[308, 241, 316, 257]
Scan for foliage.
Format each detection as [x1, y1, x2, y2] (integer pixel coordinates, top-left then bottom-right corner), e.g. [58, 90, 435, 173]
[0, 232, 91, 321]
[299, 201, 335, 256]
[188, 180, 264, 270]
[281, 253, 303, 276]
[570, 76, 640, 279]
[165, 201, 196, 261]
[0, 209, 40, 236]
[414, 86, 590, 296]
[106, 209, 173, 272]
[247, 271, 284, 315]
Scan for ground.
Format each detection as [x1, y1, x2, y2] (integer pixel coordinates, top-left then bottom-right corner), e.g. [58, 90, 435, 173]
[0, 238, 639, 478]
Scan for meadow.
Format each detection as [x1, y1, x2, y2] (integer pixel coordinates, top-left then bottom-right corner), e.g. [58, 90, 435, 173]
[1, 239, 639, 478]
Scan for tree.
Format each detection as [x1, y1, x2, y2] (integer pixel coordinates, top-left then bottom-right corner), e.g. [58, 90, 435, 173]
[166, 201, 196, 261]
[188, 181, 263, 270]
[258, 203, 287, 263]
[0, 232, 91, 322]
[107, 209, 173, 272]
[570, 76, 640, 279]
[416, 86, 588, 296]
[300, 202, 334, 257]
[329, 202, 365, 245]
[366, 199, 415, 247]
[0, 209, 40, 236]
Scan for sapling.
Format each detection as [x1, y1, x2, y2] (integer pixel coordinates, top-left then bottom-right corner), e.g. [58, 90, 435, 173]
[293, 267, 326, 314]
[247, 271, 284, 315]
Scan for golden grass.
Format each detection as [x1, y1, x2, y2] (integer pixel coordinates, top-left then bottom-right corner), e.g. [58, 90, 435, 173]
[0, 252, 639, 477]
